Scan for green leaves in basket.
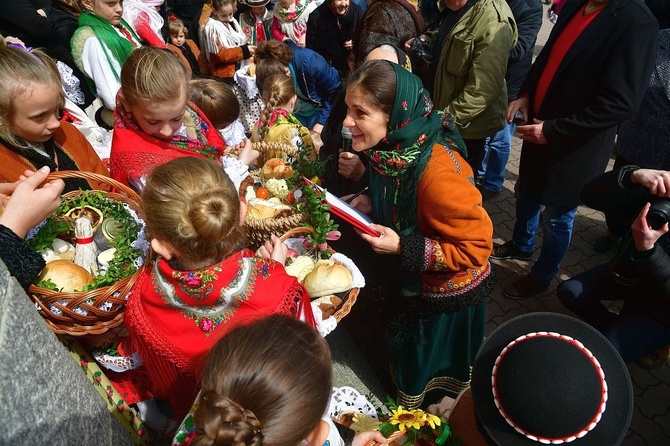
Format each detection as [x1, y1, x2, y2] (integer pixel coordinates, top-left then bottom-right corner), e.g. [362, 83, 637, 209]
[35, 278, 61, 292]
[29, 190, 142, 291]
[297, 185, 338, 259]
[26, 219, 72, 253]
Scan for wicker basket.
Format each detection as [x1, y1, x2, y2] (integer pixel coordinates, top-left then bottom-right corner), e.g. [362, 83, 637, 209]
[245, 141, 308, 250]
[27, 171, 145, 336]
[253, 140, 299, 166]
[279, 227, 359, 324]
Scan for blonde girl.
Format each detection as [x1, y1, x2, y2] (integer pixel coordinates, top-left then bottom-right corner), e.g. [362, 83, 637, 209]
[200, 0, 255, 78]
[0, 44, 109, 192]
[71, 0, 143, 125]
[252, 74, 316, 156]
[124, 157, 317, 420]
[109, 46, 226, 188]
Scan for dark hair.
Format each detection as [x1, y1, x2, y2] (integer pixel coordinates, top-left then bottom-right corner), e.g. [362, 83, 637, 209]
[254, 40, 294, 93]
[346, 59, 396, 118]
[188, 79, 240, 129]
[354, 0, 419, 65]
[191, 315, 332, 446]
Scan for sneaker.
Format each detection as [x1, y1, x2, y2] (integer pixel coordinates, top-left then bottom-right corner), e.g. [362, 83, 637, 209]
[637, 345, 670, 370]
[491, 241, 533, 261]
[503, 274, 551, 299]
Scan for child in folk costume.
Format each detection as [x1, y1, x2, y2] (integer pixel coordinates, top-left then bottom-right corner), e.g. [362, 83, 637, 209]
[109, 47, 256, 190]
[168, 16, 207, 76]
[272, 0, 319, 48]
[122, 0, 167, 48]
[188, 78, 248, 150]
[71, 0, 143, 126]
[125, 157, 318, 421]
[238, 0, 273, 46]
[0, 44, 110, 193]
[252, 74, 317, 156]
[200, 0, 255, 78]
[171, 315, 388, 446]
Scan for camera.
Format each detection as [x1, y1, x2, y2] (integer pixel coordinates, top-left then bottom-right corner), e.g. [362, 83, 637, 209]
[646, 198, 670, 230]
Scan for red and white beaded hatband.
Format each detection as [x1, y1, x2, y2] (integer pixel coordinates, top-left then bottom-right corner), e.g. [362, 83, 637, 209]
[491, 332, 608, 444]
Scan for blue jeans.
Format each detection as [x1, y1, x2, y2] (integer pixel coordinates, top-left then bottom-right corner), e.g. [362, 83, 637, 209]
[558, 263, 670, 363]
[512, 192, 578, 282]
[479, 122, 515, 192]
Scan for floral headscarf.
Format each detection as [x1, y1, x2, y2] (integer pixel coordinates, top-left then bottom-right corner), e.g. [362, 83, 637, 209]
[365, 61, 466, 231]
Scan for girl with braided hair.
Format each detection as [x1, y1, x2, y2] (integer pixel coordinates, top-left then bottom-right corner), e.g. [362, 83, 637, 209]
[251, 73, 316, 157]
[172, 315, 388, 445]
[124, 157, 317, 422]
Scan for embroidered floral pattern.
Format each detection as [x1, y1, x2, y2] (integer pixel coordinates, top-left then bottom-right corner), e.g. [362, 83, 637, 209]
[172, 267, 222, 299]
[153, 257, 273, 336]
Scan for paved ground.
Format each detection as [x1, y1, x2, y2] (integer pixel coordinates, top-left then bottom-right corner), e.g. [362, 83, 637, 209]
[481, 7, 670, 444]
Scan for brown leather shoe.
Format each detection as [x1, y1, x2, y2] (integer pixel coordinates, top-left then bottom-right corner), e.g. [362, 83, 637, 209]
[503, 274, 551, 299]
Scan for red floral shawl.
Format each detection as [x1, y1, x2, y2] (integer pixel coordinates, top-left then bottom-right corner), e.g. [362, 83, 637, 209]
[124, 249, 315, 418]
[109, 94, 225, 186]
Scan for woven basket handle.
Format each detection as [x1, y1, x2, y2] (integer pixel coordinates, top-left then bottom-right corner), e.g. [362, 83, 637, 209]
[47, 170, 141, 202]
[363, 429, 406, 446]
[279, 226, 315, 242]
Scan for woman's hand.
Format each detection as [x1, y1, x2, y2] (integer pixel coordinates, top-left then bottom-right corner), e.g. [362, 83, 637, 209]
[0, 167, 65, 238]
[356, 224, 400, 255]
[632, 202, 669, 251]
[248, 45, 257, 57]
[631, 169, 670, 197]
[344, 39, 353, 50]
[338, 151, 365, 181]
[352, 430, 389, 446]
[342, 193, 372, 214]
[312, 123, 323, 135]
[258, 234, 288, 265]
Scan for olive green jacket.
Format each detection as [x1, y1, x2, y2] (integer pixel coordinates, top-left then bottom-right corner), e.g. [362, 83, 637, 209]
[429, 0, 517, 139]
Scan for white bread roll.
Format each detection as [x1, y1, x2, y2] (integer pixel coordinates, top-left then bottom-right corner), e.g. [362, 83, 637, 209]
[303, 260, 353, 298]
[38, 260, 94, 292]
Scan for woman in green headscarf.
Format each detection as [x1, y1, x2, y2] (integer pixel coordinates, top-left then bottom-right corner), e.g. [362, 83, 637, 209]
[344, 59, 494, 409]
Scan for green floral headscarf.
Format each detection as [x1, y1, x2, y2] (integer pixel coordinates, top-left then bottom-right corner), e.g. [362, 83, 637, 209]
[365, 61, 466, 233]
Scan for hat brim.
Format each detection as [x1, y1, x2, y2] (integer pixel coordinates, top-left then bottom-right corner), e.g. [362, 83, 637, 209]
[241, 0, 271, 7]
[472, 312, 633, 446]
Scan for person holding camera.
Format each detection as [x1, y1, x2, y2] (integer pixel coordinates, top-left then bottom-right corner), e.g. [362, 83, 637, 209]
[557, 166, 670, 368]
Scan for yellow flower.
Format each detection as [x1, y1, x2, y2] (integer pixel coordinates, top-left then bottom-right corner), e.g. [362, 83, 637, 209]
[420, 412, 442, 429]
[351, 412, 382, 433]
[389, 406, 423, 431]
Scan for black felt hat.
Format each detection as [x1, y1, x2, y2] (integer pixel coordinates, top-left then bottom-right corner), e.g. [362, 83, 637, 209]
[472, 313, 633, 445]
[241, 0, 271, 7]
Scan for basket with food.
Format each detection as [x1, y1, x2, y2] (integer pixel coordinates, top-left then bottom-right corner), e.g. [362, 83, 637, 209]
[26, 171, 149, 336]
[279, 226, 363, 324]
[244, 140, 328, 250]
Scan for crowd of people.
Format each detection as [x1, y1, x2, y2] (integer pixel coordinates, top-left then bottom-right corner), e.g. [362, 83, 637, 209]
[0, 0, 669, 444]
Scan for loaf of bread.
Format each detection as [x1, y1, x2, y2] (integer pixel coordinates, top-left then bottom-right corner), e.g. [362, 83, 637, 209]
[303, 260, 353, 297]
[38, 260, 94, 292]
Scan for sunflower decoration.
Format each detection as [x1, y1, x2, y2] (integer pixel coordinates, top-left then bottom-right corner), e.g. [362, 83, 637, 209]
[364, 396, 461, 446]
